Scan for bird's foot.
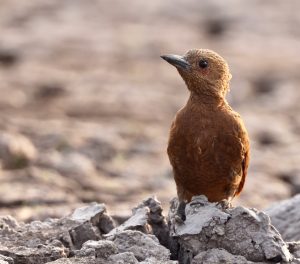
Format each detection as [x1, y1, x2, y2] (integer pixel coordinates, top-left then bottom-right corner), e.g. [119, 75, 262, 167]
[189, 195, 208, 206]
[216, 199, 232, 209]
[175, 201, 186, 224]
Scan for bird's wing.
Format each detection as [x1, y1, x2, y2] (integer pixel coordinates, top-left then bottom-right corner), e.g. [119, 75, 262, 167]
[235, 145, 250, 197]
[188, 118, 250, 194]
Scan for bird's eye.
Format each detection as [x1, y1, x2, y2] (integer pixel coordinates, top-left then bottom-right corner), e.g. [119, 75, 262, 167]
[199, 59, 208, 69]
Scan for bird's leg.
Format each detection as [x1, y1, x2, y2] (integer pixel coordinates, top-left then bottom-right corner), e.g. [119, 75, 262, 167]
[175, 200, 186, 224]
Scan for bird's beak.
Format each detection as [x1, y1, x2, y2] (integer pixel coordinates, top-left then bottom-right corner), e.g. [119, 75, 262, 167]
[161, 54, 191, 71]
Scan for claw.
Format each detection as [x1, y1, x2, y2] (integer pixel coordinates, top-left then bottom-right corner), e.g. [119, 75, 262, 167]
[175, 214, 185, 224]
[216, 199, 232, 209]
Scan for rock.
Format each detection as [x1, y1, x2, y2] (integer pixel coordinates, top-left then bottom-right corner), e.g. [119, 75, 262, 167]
[107, 197, 169, 247]
[191, 248, 264, 264]
[0, 216, 19, 230]
[0, 203, 116, 263]
[287, 242, 300, 259]
[76, 240, 117, 258]
[98, 213, 116, 234]
[47, 253, 139, 264]
[140, 258, 178, 264]
[107, 206, 151, 236]
[68, 221, 101, 250]
[0, 241, 67, 264]
[266, 194, 300, 241]
[169, 195, 292, 263]
[0, 254, 13, 264]
[0, 216, 69, 263]
[169, 197, 229, 237]
[0, 217, 69, 263]
[107, 230, 170, 262]
[137, 197, 169, 248]
[108, 252, 138, 264]
[67, 202, 116, 249]
[71, 202, 115, 234]
[0, 196, 298, 264]
[0, 132, 37, 169]
[46, 257, 97, 264]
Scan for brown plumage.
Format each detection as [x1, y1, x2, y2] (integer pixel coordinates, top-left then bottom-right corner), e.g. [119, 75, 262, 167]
[161, 49, 250, 203]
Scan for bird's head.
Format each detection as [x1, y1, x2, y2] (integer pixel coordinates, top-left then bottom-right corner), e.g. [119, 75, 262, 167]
[161, 49, 232, 98]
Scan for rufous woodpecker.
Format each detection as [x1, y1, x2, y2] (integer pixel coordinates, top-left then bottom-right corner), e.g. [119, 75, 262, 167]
[161, 49, 250, 219]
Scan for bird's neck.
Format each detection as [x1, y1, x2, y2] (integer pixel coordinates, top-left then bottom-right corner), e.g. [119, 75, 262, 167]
[188, 91, 226, 107]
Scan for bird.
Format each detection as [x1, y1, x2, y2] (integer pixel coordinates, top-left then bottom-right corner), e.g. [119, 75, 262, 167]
[161, 49, 250, 218]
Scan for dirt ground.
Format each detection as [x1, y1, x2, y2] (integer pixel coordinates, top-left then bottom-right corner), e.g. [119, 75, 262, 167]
[0, 0, 299, 222]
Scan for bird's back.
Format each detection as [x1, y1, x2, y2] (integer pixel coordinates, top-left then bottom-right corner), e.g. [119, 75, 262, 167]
[168, 99, 250, 202]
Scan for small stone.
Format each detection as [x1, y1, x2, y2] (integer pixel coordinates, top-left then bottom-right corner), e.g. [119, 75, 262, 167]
[80, 240, 117, 259]
[71, 202, 115, 234]
[107, 207, 151, 236]
[253, 75, 277, 95]
[256, 131, 278, 146]
[204, 18, 228, 37]
[0, 49, 18, 67]
[287, 242, 300, 259]
[35, 83, 67, 100]
[0, 254, 13, 264]
[69, 222, 101, 250]
[108, 252, 138, 264]
[71, 203, 106, 224]
[0, 132, 37, 169]
[0, 216, 19, 230]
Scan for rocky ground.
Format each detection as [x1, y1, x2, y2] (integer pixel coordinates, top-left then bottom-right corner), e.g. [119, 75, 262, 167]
[0, 0, 299, 222]
[0, 195, 300, 264]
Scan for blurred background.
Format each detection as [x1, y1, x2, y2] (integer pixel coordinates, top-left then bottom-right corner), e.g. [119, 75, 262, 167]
[0, 0, 299, 222]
